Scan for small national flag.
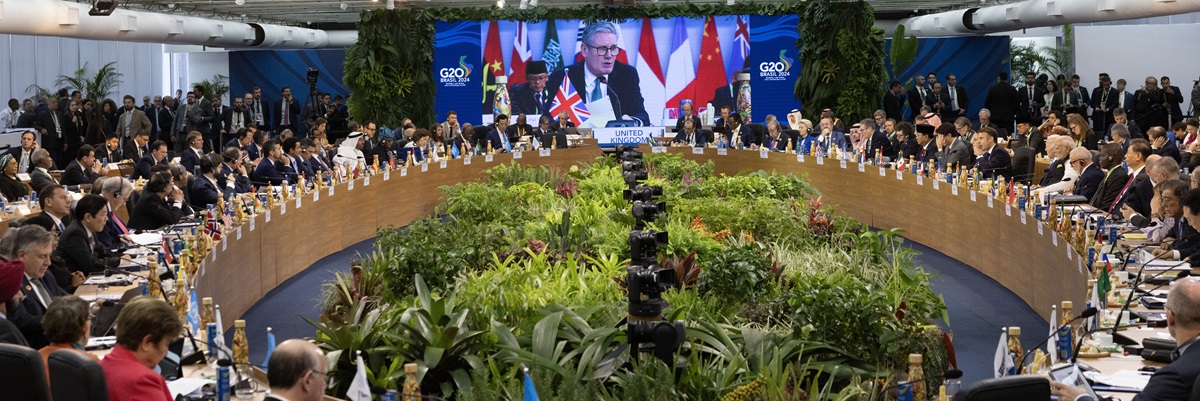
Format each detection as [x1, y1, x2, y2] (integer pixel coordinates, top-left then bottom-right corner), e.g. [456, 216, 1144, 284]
[994, 327, 1014, 378]
[1088, 280, 1101, 331]
[346, 351, 371, 401]
[214, 305, 225, 346]
[186, 288, 201, 334]
[262, 327, 277, 369]
[452, 143, 461, 159]
[523, 367, 540, 401]
[1098, 255, 1112, 301]
[548, 76, 590, 126]
[1047, 305, 1058, 365]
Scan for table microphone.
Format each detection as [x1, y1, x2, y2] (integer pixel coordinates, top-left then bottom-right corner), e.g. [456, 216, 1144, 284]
[1113, 249, 1195, 338]
[1020, 307, 1098, 367]
[1072, 322, 1148, 365]
[112, 256, 207, 365]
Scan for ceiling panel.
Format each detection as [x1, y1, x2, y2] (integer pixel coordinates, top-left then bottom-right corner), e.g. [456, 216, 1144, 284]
[89, 0, 1009, 26]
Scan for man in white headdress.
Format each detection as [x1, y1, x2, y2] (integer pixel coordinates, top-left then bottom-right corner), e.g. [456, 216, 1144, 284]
[333, 131, 365, 169]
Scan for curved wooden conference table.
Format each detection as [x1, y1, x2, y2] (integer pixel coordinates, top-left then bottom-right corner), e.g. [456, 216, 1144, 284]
[171, 145, 1082, 327]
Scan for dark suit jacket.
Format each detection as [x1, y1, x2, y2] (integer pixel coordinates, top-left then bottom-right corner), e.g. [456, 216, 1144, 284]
[1089, 166, 1129, 211]
[272, 98, 301, 131]
[24, 212, 70, 234]
[189, 176, 223, 209]
[252, 158, 295, 186]
[35, 110, 73, 149]
[96, 211, 126, 251]
[674, 115, 702, 133]
[1164, 85, 1185, 119]
[723, 124, 757, 148]
[1017, 86, 1046, 121]
[883, 91, 904, 122]
[219, 164, 252, 194]
[1075, 163, 1099, 200]
[132, 154, 162, 181]
[180, 147, 205, 175]
[897, 138, 922, 161]
[1090, 87, 1120, 127]
[0, 317, 28, 346]
[925, 91, 953, 122]
[6, 147, 35, 171]
[95, 146, 123, 164]
[248, 98, 271, 132]
[672, 129, 710, 147]
[55, 220, 116, 274]
[223, 107, 250, 134]
[984, 82, 1020, 122]
[1132, 342, 1200, 401]
[546, 62, 650, 125]
[29, 168, 57, 194]
[127, 194, 185, 231]
[505, 123, 534, 142]
[1156, 141, 1183, 165]
[60, 160, 99, 186]
[1039, 158, 1067, 187]
[1118, 169, 1154, 217]
[509, 83, 552, 116]
[975, 146, 1013, 180]
[907, 86, 929, 120]
[864, 131, 896, 160]
[13, 275, 69, 348]
[761, 134, 788, 152]
[123, 141, 149, 163]
[484, 128, 511, 152]
[945, 85, 969, 117]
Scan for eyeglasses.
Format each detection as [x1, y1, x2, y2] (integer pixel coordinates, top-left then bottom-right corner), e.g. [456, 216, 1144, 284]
[586, 45, 620, 56]
[1070, 160, 1087, 165]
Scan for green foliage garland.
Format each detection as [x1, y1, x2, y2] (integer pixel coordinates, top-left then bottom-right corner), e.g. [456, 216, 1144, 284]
[344, 10, 437, 127]
[793, 0, 886, 124]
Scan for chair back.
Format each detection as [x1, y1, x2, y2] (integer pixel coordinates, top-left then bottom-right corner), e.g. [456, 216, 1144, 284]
[953, 375, 1049, 401]
[1012, 146, 1037, 185]
[48, 349, 109, 401]
[747, 123, 767, 140]
[0, 343, 52, 401]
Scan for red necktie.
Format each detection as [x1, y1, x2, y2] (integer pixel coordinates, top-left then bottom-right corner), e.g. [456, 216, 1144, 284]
[1109, 174, 1137, 214]
[112, 212, 129, 235]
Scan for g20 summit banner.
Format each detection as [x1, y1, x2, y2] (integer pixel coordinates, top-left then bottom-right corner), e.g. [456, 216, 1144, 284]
[432, 16, 803, 128]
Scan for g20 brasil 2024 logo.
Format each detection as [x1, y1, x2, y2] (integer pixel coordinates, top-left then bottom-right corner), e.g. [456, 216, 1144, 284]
[439, 56, 474, 86]
[758, 50, 793, 81]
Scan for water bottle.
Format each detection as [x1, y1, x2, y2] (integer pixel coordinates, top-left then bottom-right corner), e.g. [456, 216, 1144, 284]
[216, 359, 231, 401]
[942, 369, 963, 399]
[207, 323, 219, 359]
[139, 280, 148, 296]
[382, 389, 398, 401]
[896, 381, 913, 401]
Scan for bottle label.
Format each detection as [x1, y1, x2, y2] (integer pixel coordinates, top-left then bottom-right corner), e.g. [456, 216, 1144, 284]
[897, 382, 913, 401]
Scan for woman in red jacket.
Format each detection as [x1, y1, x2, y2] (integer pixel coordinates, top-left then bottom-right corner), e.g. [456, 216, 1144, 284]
[101, 297, 183, 401]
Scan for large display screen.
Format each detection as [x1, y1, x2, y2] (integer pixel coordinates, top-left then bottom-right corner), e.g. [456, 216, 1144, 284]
[433, 15, 803, 127]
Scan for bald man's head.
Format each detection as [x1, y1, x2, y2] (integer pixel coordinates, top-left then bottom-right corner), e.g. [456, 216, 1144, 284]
[1168, 278, 1200, 340]
[267, 339, 326, 398]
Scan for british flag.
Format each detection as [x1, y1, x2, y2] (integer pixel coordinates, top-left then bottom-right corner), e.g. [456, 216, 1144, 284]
[549, 78, 589, 126]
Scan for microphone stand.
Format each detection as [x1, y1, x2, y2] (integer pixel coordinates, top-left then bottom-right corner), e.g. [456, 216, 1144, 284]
[1020, 307, 1099, 368]
[119, 253, 208, 366]
[1112, 257, 1192, 340]
[1072, 323, 1148, 365]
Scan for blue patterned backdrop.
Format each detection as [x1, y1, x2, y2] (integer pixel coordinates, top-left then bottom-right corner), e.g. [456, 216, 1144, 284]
[229, 49, 348, 136]
[884, 36, 1011, 124]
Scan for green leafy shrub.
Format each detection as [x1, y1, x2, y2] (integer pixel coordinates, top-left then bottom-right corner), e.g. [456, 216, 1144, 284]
[485, 161, 563, 187]
[375, 218, 516, 297]
[700, 245, 775, 303]
[691, 170, 818, 200]
[644, 152, 715, 182]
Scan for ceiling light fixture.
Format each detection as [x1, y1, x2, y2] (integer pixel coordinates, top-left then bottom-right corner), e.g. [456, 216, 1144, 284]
[235, 0, 245, 5]
[497, 0, 504, 8]
[519, 0, 528, 9]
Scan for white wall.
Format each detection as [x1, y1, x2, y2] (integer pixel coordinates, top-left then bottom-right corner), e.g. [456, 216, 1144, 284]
[0, 34, 165, 102]
[177, 51, 232, 103]
[1075, 24, 1198, 116]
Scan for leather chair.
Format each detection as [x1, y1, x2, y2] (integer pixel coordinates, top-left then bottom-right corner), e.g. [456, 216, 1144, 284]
[953, 375, 1050, 401]
[0, 343, 52, 401]
[1012, 146, 1037, 185]
[48, 349, 109, 401]
[747, 123, 767, 143]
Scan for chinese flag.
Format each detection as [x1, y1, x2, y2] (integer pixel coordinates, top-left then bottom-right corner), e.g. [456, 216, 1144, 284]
[689, 16, 726, 110]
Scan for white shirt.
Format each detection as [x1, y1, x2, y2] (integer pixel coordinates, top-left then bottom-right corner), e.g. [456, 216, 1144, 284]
[0, 107, 15, 129]
[24, 273, 50, 309]
[48, 214, 65, 232]
[583, 67, 608, 101]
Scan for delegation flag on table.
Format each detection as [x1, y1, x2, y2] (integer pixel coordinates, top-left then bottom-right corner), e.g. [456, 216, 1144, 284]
[541, 19, 563, 73]
[214, 305, 225, 346]
[186, 288, 201, 334]
[346, 352, 371, 401]
[635, 18, 665, 117]
[993, 327, 1014, 378]
[523, 368, 540, 401]
[1088, 280, 1101, 332]
[1098, 255, 1112, 301]
[509, 21, 531, 85]
[262, 327, 276, 370]
[1047, 305, 1058, 365]
[664, 17, 695, 109]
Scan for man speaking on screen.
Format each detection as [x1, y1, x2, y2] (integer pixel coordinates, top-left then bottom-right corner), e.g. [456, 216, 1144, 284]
[547, 21, 650, 127]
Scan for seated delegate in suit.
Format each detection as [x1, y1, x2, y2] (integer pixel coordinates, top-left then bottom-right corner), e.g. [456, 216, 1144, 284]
[265, 339, 329, 401]
[722, 114, 757, 149]
[55, 194, 120, 275]
[219, 147, 253, 194]
[0, 260, 30, 346]
[1113, 139, 1155, 216]
[190, 154, 225, 209]
[545, 21, 651, 126]
[935, 123, 971, 170]
[59, 144, 107, 188]
[168, 163, 196, 217]
[1051, 276, 1200, 401]
[282, 138, 316, 178]
[179, 131, 206, 174]
[7, 131, 38, 173]
[1070, 147, 1105, 201]
[894, 122, 922, 161]
[971, 128, 1013, 180]
[812, 117, 847, 155]
[252, 140, 296, 186]
[505, 114, 534, 144]
[102, 297, 183, 401]
[858, 118, 897, 161]
[133, 140, 168, 181]
[5, 225, 66, 349]
[674, 100, 703, 133]
[1032, 137, 1083, 200]
[1136, 179, 1188, 245]
[1038, 134, 1071, 187]
[97, 178, 134, 250]
[225, 127, 259, 162]
[127, 172, 187, 231]
[762, 121, 789, 152]
[301, 139, 331, 176]
[37, 295, 100, 375]
[912, 123, 938, 163]
[26, 184, 72, 235]
[552, 110, 576, 131]
[1089, 143, 1130, 211]
[1149, 126, 1183, 165]
[0, 154, 28, 201]
[484, 114, 513, 153]
[28, 148, 59, 194]
[400, 130, 432, 164]
[672, 119, 709, 147]
[95, 135, 123, 164]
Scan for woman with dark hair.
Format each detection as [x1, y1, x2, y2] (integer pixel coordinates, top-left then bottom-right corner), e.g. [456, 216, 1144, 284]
[101, 98, 119, 132]
[0, 154, 28, 201]
[87, 101, 114, 145]
[127, 171, 185, 230]
[101, 297, 183, 401]
[38, 295, 99, 377]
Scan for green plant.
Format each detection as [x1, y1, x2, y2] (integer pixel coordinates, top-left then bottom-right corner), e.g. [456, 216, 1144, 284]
[700, 245, 774, 302]
[345, 10, 435, 127]
[486, 161, 564, 187]
[375, 217, 515, 297]
[320, 262, 388, 324]
[794, 0, 885, 123]
[457, 251, 625, 329]
[393, 275, 488, 396]
[644, 152, 715, 182]
[307, 295, 401, 396]
[192, 74, 230, 102]
[28, 61, 124, 103]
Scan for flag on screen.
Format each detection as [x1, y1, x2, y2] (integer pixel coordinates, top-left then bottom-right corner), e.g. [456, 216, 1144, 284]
[542, 19, 563, 73]
[262, 327, 276, 370]
[729, 16, 750, 75]
[689, 16, 727, 109]
[510, 21, 531, 85]
[483, 20, 505, 114]
[994, 327, 1014, 377]
[664, 17, 695, 108]
[1047, 305, 1058, 365]
[549, 76, 589, 126]
[574, 21, 629, 64]
[635, 18, 666, 120]
[346, 352, 371, 401]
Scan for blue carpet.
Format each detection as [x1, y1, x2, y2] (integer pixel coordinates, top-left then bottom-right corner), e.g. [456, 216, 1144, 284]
[237, 235, 1044, 385]
[238, 238, 376, 367]
[907, 239, 1048, 385]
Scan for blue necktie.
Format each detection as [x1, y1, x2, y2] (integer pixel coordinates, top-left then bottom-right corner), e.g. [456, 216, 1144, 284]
[590, 78, 603, 102]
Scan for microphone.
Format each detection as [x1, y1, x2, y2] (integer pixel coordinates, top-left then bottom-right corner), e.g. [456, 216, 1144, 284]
[1072, 322, 1148, 364]
[1020, 307, 1099, 368]
[1113, 255, 1194, 338]
[1137, 269, 1191, 298]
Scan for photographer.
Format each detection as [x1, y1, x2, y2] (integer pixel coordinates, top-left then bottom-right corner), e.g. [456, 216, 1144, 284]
[1134, 76, 1168, 130]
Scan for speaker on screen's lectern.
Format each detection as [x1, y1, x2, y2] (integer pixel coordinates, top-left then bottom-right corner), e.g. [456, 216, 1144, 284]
[606, 120, 639, 128]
